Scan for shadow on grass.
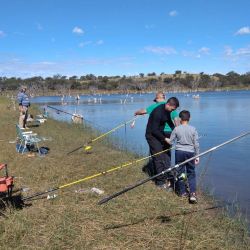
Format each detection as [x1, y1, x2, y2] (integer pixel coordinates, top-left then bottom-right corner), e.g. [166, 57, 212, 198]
[0, 192, 32, 218]
[104, 205, 223, 230]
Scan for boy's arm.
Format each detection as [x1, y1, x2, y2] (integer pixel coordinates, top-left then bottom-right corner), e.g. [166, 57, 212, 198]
[193, 129, 200, 164]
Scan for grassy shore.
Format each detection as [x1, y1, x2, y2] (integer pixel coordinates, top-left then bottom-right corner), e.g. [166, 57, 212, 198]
[0, 96, 249, 249]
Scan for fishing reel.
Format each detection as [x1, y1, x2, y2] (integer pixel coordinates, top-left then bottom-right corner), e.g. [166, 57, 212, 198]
[83, 140, 93, 153]
[169, 169, 187, 182]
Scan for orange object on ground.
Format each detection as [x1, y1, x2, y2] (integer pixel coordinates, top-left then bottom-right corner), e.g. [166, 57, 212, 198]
[0, 163, 14, 195]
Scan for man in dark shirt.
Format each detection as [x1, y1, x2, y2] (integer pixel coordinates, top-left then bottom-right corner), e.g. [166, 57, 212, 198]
[145, 97, 179, 188]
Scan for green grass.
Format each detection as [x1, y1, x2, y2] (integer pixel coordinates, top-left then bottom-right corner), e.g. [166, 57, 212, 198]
[0, 96, 249, 249]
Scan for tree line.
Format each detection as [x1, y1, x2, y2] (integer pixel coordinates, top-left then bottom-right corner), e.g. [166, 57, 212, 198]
[1, 71, 250, 95]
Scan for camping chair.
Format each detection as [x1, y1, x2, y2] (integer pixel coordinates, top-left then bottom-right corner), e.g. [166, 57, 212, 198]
[16, 124, 42, 154]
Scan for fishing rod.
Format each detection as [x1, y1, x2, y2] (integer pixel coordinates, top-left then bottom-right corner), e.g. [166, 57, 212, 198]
[67, 116, 138, 154]
[47, 105, 83, 119]
[98, 131, 250, 205]
[22, 146, 173, 201]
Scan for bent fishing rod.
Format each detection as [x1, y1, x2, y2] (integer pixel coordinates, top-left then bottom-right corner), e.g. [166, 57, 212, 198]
[47, 105, 83, 119]
[67, 116, 138, 154]
[98, 131, 250, 205]
[22, 146, 173, 201]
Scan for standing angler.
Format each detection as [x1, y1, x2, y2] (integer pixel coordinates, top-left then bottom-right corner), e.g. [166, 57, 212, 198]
[17, 86, 30, 128]
[145, 97, 179, 189]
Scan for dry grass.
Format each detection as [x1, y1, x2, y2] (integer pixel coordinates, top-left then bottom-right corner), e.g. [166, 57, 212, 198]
[0, 96, 249, 250]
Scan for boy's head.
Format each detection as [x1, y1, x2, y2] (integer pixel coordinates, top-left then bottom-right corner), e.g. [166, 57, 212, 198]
[165, 97, 179, 111]
[179, 110, 190, 122]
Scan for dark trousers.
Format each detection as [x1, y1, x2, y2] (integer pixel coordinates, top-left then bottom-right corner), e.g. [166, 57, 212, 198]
[146, 135, 171, 186]
[175, 150, 196, 195]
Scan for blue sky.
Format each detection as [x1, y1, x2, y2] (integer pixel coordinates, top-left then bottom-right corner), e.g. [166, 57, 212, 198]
[0, 0, 250, 77]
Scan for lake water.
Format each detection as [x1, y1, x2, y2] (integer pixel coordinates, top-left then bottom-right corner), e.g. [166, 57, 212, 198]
[32, 90, 250, 224]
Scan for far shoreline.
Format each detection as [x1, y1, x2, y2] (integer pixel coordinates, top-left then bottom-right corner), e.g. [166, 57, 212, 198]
[2, 86, 250, 98]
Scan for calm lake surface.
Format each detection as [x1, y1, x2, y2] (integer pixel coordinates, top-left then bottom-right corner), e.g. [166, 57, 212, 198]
[32, 90, 250, 224]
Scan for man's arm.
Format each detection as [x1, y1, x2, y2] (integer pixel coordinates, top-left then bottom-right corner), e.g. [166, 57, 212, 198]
[150, 111, 166, 142]
[173, 117, 180, 126]
[171, 110, 180, 127]
[134, 108, 147, 116]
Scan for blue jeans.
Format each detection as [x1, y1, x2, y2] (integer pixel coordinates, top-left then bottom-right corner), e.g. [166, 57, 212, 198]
[175, 150, 196, 195]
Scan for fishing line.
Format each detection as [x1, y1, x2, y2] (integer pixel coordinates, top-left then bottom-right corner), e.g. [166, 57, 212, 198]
[67, 116, 138, 154]
[98, 132, 250, 205]
[22, 146, 173, 201]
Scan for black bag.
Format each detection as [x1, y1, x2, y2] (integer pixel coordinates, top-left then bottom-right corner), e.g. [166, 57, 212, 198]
[39, 147, 50, 155]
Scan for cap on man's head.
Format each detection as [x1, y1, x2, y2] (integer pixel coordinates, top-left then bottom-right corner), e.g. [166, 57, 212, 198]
[153, 91, 165, 102]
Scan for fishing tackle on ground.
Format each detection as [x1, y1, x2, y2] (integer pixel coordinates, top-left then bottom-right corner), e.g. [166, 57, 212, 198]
[22, 146, 173, 201]
[98, 132, 250, 205]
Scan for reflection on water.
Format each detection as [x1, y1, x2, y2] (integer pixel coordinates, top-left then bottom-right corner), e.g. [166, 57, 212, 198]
[32, 90, 250, 224]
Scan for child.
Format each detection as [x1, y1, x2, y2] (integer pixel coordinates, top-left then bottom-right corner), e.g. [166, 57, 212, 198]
[166, 110, 199, 203]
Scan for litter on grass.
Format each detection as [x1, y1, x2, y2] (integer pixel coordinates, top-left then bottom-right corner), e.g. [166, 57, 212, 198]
[75, 187, 104, 195]
[47, 194, 57, 200]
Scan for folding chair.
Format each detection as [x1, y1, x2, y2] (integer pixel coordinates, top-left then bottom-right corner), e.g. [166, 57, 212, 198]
[16, 124, 42, 154]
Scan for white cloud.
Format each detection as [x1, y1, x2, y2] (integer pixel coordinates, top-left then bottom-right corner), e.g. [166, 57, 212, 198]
[96, 40, 104, 45]
[169, 10, 178, 17]
[182, 47, 210, 58]
[224, 45, 250, 62]
[0, 30, 6, 38]
[198, 47, 210, 55]
[72, 26, 84, 35]
[39, 61, 56, 65]
[144, 46, 177, 55]
[235, 26, 250, 35]
[79, 41, 92, 47]
[224, 46, 233, 56]
[235, 46, 250, 56]
[0, 57, 136, 77]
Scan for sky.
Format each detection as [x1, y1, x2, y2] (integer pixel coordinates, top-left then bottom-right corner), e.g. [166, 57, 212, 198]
[0, 0, 250, 78]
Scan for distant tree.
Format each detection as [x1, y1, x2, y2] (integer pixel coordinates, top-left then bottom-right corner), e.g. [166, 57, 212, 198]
[139, 73, 144, 78]
[175, 70, 182, 75]
[69, 75, 78, 80]
[147, 72, 156, 76]
[102, 76, 109, 84]
[80, 75, 86, 81]
[163, 77, 173, 84]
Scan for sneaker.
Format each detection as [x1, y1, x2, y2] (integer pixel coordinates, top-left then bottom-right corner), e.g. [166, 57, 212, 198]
[189, 193, 198, 204]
